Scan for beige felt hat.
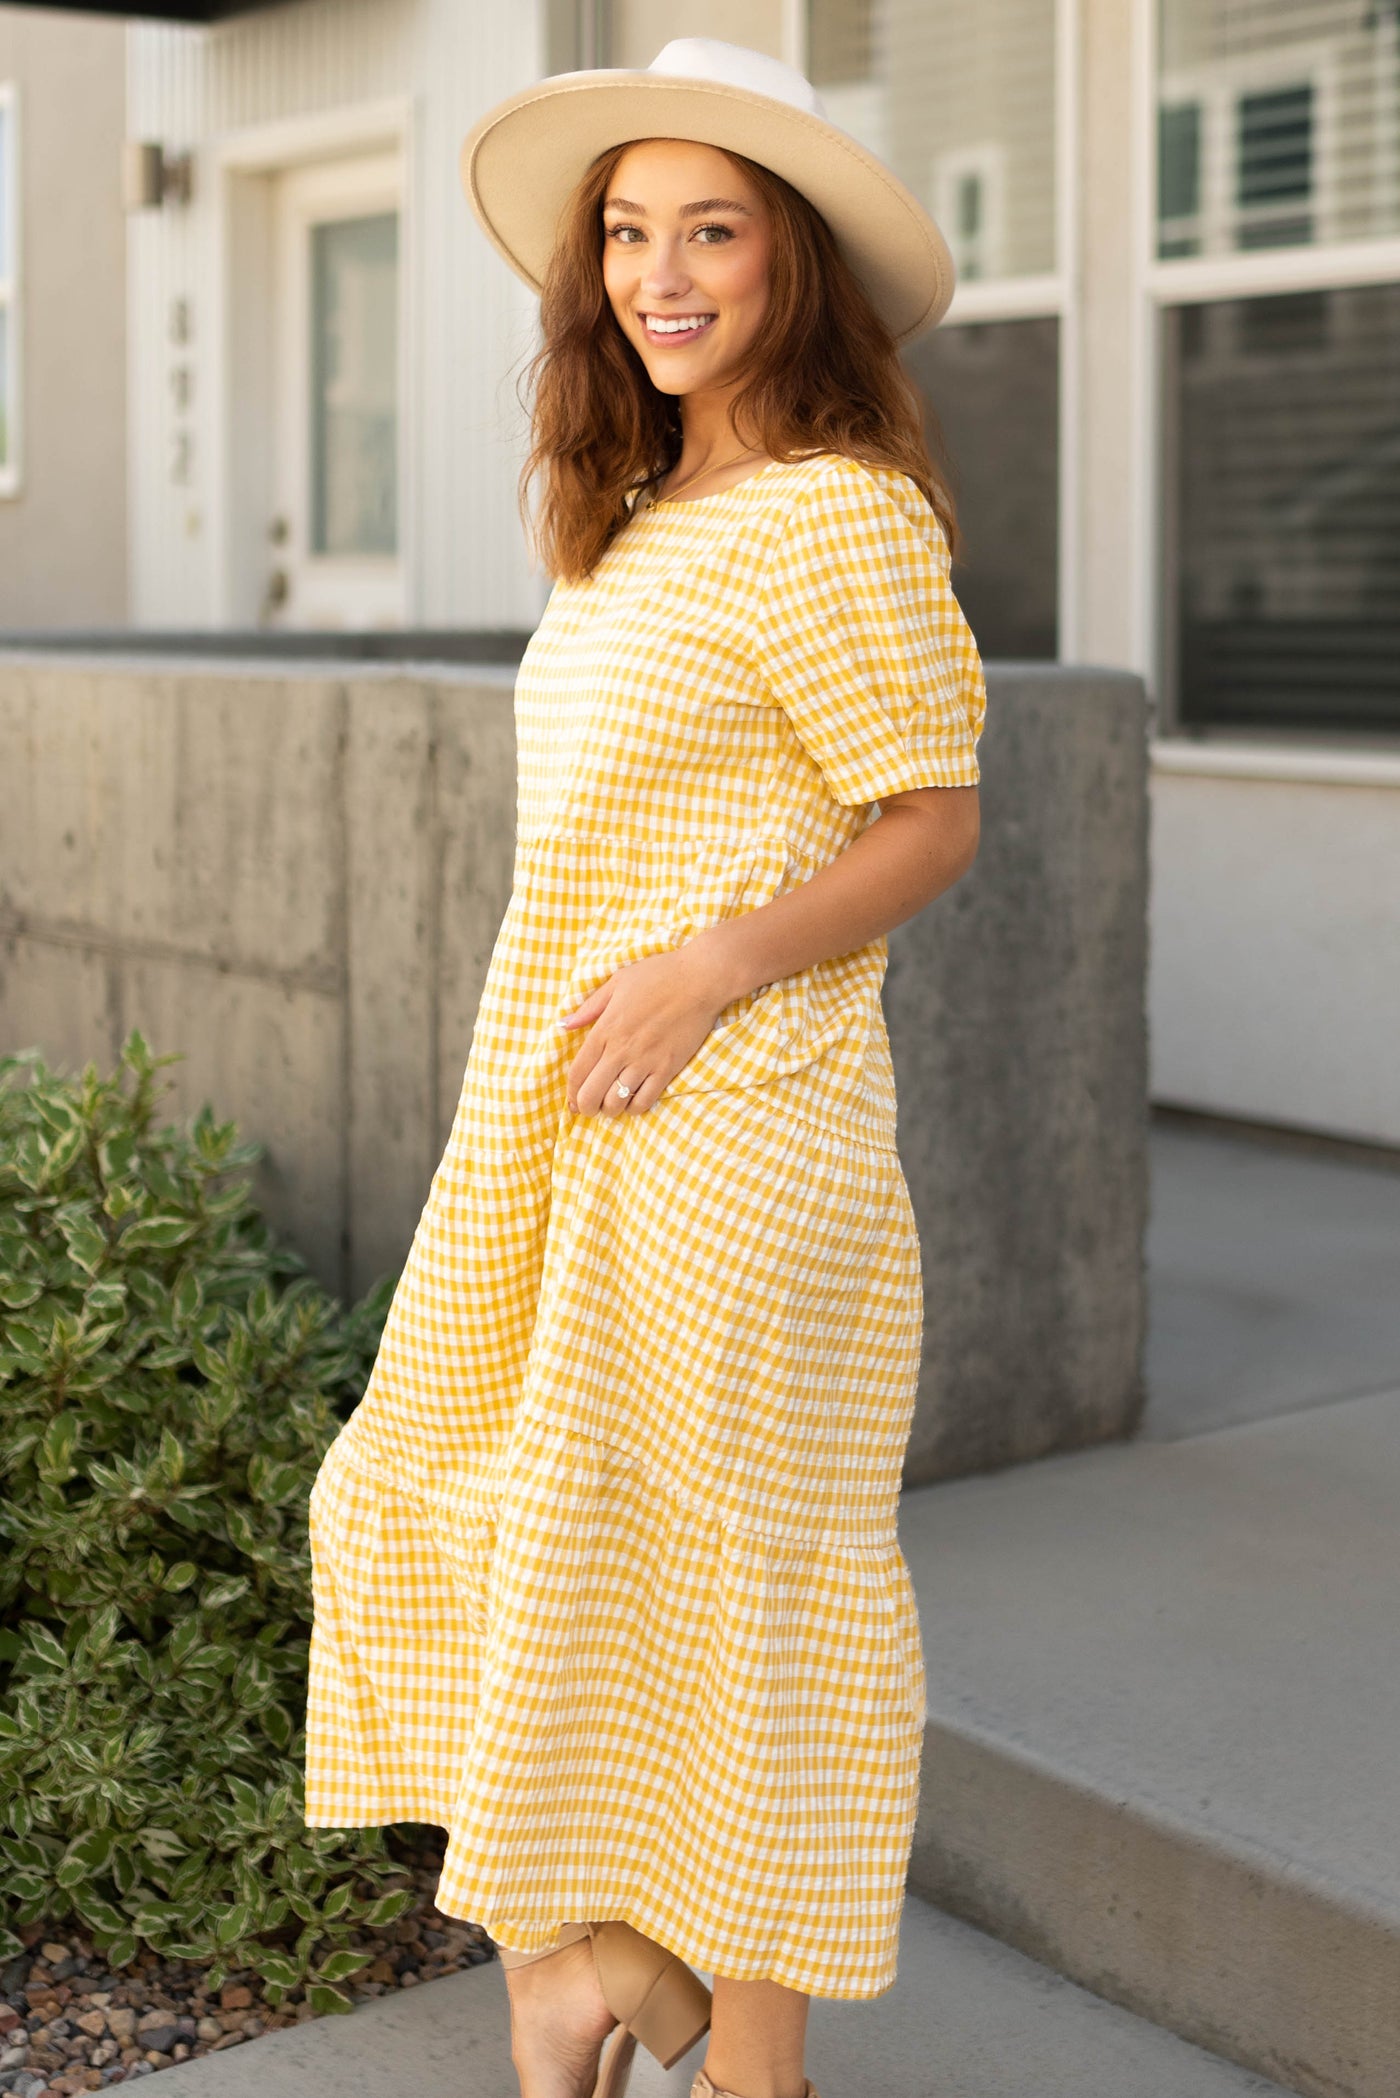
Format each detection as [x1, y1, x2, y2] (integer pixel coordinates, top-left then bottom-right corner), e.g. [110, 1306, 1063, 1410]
[459, 37, 956, 345]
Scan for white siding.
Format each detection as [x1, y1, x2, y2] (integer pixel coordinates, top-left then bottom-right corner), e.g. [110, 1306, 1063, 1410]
[1149, 758, 1400, 1147]
[127, 0, 547, 630]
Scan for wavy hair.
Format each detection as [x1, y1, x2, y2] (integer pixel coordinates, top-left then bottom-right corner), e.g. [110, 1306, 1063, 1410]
[520, 141, 960, 583]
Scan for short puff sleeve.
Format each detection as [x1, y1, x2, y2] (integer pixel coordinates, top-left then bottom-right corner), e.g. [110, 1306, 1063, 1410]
[751, 459, 985, 807]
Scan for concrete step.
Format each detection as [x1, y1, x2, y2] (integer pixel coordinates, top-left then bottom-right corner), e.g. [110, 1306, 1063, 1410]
[900, 1386, 1400, 2098]
[148, 1888, 1301, 2097]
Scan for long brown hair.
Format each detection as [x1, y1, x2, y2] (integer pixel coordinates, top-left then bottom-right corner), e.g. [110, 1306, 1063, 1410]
[520, 141, 960, 583]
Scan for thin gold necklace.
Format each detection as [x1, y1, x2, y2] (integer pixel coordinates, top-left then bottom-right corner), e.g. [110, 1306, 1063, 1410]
[654, 444, 764, 505]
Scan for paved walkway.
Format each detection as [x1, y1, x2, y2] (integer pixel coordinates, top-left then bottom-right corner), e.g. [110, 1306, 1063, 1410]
[1143, 1114, 1400, 1439]
[149, 1888, 1299, 2098]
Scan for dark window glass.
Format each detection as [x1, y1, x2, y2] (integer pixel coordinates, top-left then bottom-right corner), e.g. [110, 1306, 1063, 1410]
[1158, 100, 1203, 258]
[904, 317, 1059, 661]
[1236, 83, 1313, 247]
[1168, 282, 1400, 734]
[1159, 102, 1201, 219]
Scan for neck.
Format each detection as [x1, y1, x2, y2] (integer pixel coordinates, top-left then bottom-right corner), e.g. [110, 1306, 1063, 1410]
[674, 383, 751, 472]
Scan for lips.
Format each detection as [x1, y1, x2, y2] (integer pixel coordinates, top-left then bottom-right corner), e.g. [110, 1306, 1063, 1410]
[639, 313, 717, 344]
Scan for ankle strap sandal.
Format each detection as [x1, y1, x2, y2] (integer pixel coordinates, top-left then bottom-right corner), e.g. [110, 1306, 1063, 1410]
[498, 1919, 713, 2096]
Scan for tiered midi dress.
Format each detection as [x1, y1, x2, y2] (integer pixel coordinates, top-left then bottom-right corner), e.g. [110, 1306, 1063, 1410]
[303, 451, 987, 2000]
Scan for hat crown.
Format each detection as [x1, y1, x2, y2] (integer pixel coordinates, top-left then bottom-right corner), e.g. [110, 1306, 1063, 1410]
[645, 38, 829, 121]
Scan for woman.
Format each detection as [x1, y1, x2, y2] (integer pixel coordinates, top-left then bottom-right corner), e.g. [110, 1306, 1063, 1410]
[303, 36, 985, 2098]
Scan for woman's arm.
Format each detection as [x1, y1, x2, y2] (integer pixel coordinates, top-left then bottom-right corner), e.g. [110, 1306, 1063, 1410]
[690, 783, 979, 1008]
[561, 784, 979, 1117]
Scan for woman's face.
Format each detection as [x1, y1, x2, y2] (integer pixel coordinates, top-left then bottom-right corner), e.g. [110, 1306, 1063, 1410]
[601, 139, 773, 399]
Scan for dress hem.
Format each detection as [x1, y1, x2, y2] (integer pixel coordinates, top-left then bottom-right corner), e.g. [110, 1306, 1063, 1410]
[296, 1803, 901, 2001]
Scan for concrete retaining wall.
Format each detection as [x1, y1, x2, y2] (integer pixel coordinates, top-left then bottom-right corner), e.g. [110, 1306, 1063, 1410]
[0, 653, 1148, 1482]
[889, 665, 1151, 1477]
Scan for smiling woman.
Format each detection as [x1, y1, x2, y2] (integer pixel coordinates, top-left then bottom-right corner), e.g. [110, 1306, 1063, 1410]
[522, 131, 956, 581]
[305, 39, 985, 2098]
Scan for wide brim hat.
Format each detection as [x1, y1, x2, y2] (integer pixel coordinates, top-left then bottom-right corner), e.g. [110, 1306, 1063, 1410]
[460, 37, 956, 345]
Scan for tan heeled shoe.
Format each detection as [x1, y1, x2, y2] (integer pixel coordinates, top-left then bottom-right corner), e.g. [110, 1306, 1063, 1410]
[498, 1919, 712, 2097]
[690, 2072, 821, 2098]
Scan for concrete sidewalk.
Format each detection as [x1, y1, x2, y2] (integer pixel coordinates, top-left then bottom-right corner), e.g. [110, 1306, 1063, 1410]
[903, 1382, 1400, 2098]
[1143, 1115, 1400, 1439]
[147, 1888, 1299, 2098]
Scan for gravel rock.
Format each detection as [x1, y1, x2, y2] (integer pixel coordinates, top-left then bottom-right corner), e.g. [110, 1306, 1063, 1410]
[8, 1833, 495, 2081]
[134, 2028, 178, 2057]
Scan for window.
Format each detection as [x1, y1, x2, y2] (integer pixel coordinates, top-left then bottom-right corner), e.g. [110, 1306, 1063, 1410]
[1156, 2, 1400, 734]
[807, 0, 1056, 278]
[905, 317, 1059, 660]
[807, 0, 1062, 660]
[1236, 84, 1314, 249]
[933, 148, 1006, 284]
[309, 211, 399, 557]
[1167, 284, 1400, 735]
[1158, 102, 1202, 257]
[1158, 2, 1400, 260]
[0, 83, 17, 493]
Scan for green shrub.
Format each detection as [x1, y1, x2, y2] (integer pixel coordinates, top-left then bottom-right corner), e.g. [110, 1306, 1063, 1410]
[0, 1032, 406, 2011]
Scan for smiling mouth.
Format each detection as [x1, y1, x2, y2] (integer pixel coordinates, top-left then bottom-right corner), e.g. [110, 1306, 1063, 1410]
[639, 313, 717, 343]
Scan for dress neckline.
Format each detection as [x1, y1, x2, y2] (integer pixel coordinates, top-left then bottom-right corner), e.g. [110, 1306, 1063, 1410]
[636, 457, 786, 514]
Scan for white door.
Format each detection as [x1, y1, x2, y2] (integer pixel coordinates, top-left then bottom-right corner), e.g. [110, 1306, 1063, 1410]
[267, 152, 404, 628]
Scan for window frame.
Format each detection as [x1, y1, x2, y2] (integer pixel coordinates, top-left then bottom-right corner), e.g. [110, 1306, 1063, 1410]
[0, 80, 20, 499]
[792, 0, 1080, 657]
[1141, 0, 1400, 744]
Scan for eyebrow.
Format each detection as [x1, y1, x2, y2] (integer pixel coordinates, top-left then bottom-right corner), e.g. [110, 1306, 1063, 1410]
[602, 196, 754, 218]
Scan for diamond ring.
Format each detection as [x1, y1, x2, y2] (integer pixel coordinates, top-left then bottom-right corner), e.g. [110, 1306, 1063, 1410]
[614, 1081, 632, 1100]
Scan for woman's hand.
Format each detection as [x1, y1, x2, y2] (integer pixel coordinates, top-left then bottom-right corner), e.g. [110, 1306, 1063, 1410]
[559, 944, 731, 1116]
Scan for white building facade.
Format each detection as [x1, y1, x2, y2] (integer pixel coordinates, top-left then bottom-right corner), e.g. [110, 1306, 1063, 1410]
[121, 0, 1400, 1146]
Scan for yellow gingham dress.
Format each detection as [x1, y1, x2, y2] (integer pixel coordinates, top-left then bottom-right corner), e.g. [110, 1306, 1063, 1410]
[304, 453, 986, 1999]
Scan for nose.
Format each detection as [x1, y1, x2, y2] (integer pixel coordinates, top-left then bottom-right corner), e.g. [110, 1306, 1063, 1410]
[640, 232, 691, 303]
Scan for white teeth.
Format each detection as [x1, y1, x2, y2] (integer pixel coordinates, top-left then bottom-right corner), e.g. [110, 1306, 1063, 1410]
[645, 315, 714, 335]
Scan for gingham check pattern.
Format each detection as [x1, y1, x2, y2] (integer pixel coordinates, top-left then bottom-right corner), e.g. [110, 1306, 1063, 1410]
[304, 455, 986, 1999]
